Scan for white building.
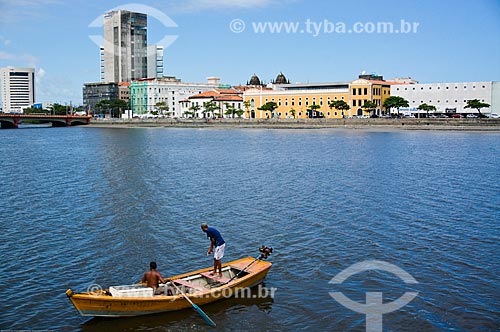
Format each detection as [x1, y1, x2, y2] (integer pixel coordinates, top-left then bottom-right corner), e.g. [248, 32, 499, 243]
[0, 67, 35, 113]
[147, 45, 164, 79]
[180, 88, 243, 118]
[391, 81, 499, 115]
[130, 76, 221, 117]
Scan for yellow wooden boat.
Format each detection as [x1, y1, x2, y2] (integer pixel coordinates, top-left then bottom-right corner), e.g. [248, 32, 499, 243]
[66, 256, 272, 317]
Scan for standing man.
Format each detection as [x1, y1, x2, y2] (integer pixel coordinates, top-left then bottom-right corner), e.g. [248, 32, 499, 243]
[201, 223, 226, 278]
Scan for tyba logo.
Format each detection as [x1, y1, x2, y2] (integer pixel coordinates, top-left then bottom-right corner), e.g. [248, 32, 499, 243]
[329, 260, 418, 332]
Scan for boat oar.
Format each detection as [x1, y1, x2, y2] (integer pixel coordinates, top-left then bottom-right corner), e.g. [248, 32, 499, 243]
[171, 281, 216, 327]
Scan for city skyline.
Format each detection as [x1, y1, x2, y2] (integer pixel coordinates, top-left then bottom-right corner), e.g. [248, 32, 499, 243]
[0, 0, 499, 106]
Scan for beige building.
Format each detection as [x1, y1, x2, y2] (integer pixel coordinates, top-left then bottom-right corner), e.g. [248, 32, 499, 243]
[243, 74, 394, 119]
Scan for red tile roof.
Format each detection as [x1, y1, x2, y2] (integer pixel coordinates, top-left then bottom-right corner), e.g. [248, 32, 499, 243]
[189, 88, 242, 99]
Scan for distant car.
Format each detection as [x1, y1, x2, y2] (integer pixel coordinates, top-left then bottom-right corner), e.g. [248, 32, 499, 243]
[428, 115, 437, 118]
[489, 113, 499, 118]
[466, 114, 478, 118]
[451, 114, 464, 118]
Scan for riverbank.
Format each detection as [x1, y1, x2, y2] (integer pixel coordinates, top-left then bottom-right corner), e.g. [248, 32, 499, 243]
[87, 118, 500, 131]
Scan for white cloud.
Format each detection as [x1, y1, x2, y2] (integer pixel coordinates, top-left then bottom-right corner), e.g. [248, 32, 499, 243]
[0, 51, 38, 66]
[0, 0, 63, 22]
[0, 35, 11, 45]
[0, 51, 38, 68]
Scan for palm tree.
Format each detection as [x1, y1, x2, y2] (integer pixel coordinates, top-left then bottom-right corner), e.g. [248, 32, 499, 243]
[290, 108, 296, 119]
[188, 104, 201, 118]
[417, 103, 437, 118]
[203, 101, 219, 119]
[243, 100, 251, 118]
[464, 99, 490, 118]
[224, 103, 236, 118]
[329, 100, 350, 118]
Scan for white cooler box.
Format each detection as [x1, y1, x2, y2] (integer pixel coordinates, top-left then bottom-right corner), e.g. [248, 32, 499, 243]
[109, 285, 154, 297]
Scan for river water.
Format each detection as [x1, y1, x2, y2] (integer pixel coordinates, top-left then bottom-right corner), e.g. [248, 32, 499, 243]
[0, 127, 498, 331]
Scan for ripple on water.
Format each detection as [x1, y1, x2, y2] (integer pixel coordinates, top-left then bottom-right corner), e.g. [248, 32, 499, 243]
[0, 128, 499, 331]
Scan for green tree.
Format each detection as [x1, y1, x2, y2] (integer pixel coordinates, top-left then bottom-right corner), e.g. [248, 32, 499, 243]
[187, 104, 201, 118]
[464, 99, 490, 118]
[306, 104, 322, 118]
[235, 109, 245, 118]
[383, 96, 409, 117]
[417, 103, 437, 118]
[243, 100, 251, 118]
[258, 101, 278, 118]
[224, 103, 236, 118]
[362, 100, 378, 117]
[110, 99, 129, 118]
[329, 100, 350, 118]
[203, 101, 219, 118]
[290, 108, 296, 118]
[155, 101, 169, 117]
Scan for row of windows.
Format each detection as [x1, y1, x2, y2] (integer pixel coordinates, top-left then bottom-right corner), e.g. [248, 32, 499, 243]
[411, 99, 487, 104]
[396, 85, 487, 91]
[259, 95, 346, 107]
[270, 111, 341, 117]
[352, 88, 368, 96]
[351, 99, 381, 107]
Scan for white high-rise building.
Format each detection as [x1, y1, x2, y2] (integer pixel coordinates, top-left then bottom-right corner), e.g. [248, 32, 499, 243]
[0, 67, 35, 113]
[102, 10, 148, 83]
[147, 45, 164, 79]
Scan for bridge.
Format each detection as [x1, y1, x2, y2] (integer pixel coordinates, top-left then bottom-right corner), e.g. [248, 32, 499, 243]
[0, 114, 91, 129]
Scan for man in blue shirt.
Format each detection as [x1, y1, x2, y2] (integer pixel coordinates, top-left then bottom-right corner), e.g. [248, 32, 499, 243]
[201, 223, 226, 278]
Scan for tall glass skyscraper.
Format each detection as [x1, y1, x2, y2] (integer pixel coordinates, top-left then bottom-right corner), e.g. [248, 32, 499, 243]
[102, 10, 148, 83]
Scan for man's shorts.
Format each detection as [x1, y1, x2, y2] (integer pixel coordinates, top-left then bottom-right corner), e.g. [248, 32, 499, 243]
[214, 243, 225, 260]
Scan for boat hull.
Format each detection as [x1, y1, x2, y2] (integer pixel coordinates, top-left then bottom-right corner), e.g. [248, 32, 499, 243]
[66, 257, 272, 317]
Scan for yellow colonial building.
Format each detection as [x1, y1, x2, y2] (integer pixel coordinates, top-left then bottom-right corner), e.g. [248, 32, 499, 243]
[243, 74, 394, 119]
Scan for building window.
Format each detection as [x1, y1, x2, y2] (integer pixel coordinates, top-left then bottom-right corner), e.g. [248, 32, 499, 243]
[353, 89, 357, 95]
[396, 88, 400, 91]
[364, 88, 367, 95]
[358, 88, 362, 95]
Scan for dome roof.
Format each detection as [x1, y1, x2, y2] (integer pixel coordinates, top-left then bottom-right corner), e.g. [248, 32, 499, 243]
[274, 72, 289, 84]
[248, 74, 261, 86]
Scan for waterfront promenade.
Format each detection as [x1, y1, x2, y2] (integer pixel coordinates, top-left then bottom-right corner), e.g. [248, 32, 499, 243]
[88, 117, 500, 131]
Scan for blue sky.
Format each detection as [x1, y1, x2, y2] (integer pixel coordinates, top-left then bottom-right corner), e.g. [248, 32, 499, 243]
[1, 0, 499, 105]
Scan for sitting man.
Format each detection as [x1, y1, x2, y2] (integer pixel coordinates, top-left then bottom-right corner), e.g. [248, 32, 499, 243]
[142, 261, 169, 295]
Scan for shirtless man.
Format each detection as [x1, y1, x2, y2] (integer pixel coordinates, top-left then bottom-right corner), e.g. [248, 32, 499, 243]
[142, 261, 168, 294]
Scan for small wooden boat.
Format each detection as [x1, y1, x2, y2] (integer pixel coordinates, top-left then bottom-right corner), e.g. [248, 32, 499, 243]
[66, 256, 272, 317]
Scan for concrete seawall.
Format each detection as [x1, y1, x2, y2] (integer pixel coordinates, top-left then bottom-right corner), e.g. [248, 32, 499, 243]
[88, 118, 500, 131]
